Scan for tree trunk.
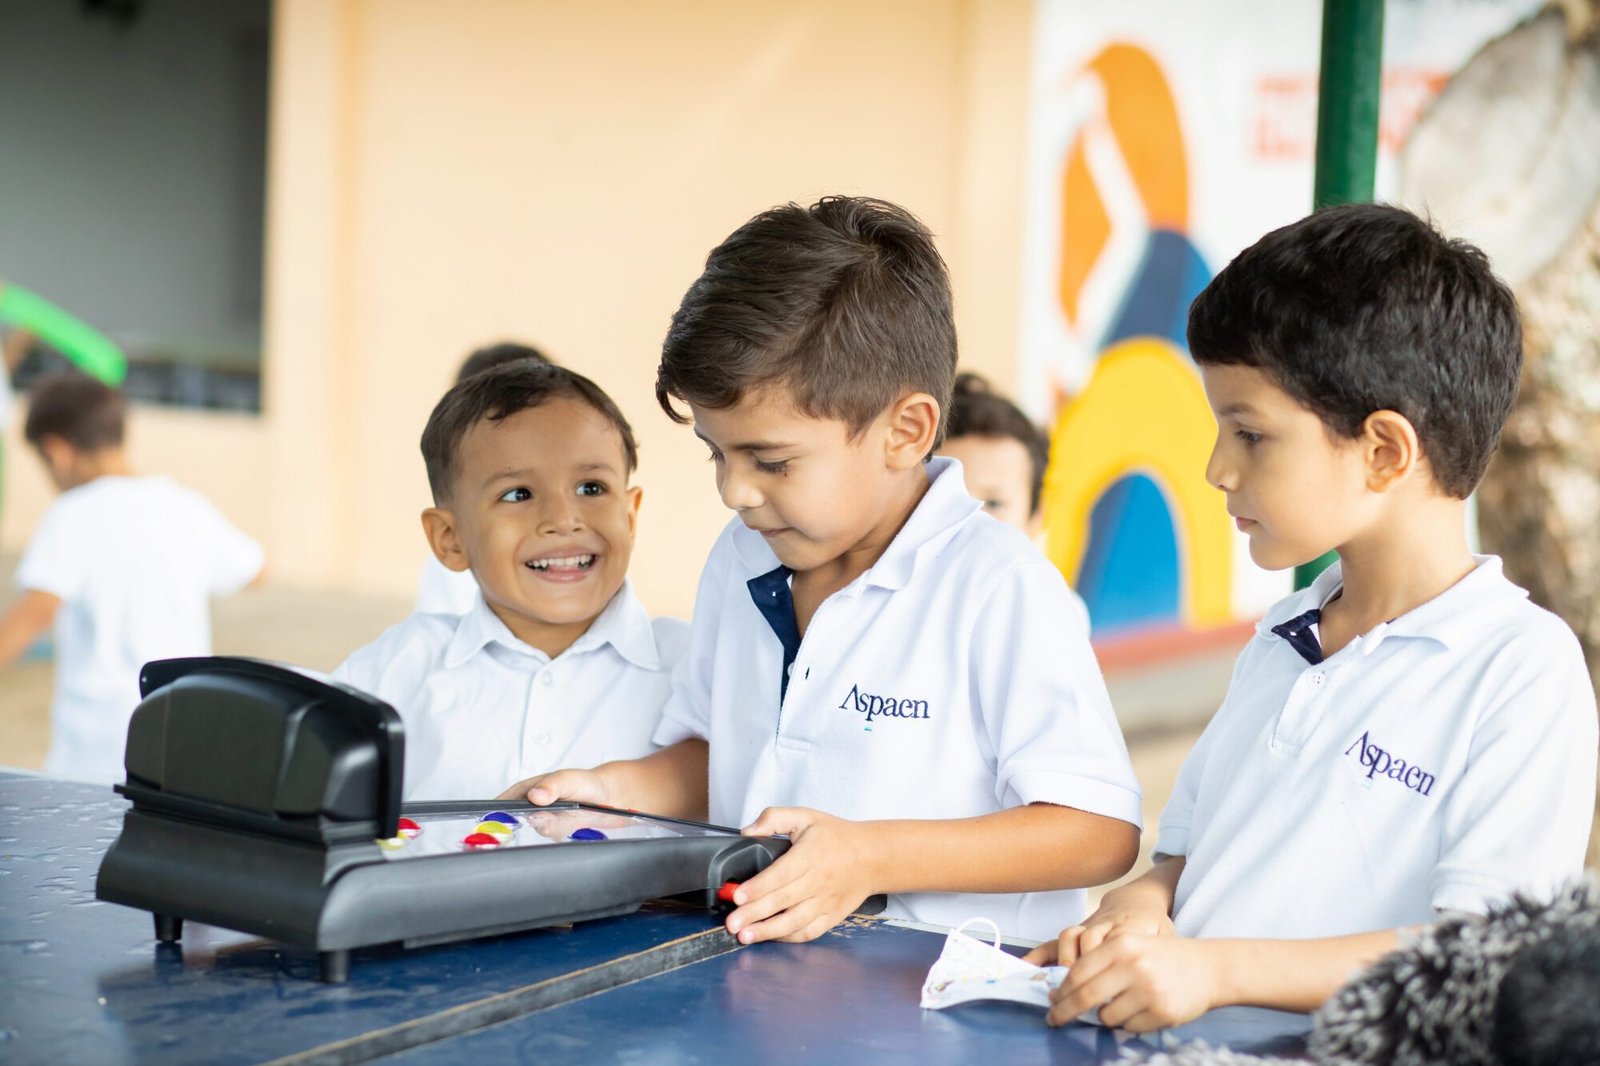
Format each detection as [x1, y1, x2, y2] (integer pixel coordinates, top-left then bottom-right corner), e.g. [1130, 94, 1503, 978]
[1478, 212, 1600, 866]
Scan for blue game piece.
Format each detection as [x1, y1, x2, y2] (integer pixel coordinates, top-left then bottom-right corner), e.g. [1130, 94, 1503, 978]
[569, 828, 607, 841]
[480, 811, 519, 827]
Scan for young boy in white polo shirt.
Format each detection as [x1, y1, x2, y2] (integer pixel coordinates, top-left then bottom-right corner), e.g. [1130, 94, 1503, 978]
[0, 373, 264, 783]
[334, 361, 687, 800]
[413, 341, 551, 616]
[506, 196, 1143, 944]
[1027, 204, 1599, 1032]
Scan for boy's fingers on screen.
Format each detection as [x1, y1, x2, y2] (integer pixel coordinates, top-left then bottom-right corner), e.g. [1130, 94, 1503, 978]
[495, 778, 536, 801]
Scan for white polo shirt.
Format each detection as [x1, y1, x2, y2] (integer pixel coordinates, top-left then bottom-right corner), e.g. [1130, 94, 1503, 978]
[654, 457, 1142, 940]
[334, 581, 688, 801]
[413, 555, 479, 615]
[1158, 556, 1599, 942]
[16, 475, 264, 784]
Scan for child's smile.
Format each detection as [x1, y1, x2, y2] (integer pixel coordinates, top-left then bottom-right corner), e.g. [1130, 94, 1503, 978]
[428, 397, 641, 657]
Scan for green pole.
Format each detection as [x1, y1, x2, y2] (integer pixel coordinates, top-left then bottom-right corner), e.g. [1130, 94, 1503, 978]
[1296, 0, 1385, 589]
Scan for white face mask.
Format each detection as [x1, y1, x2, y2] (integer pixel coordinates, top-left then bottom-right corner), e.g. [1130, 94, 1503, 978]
[920, 918, 1101, 1023]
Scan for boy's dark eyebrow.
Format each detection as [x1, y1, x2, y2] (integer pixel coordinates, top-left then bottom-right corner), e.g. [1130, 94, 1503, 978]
[691, 428, 796, 452]
[1215, 401, 1260, 419]
[480, 461, 621, 488]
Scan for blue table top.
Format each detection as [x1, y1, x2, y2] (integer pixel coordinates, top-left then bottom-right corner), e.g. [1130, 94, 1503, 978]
[1, 773, 1308, 1064]
[0, 776, 738, 1065]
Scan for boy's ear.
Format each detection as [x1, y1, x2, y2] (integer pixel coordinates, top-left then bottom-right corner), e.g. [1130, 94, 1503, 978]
[1361, 409, 1421, 493]
[883, 391, 941, 470]
[421, 507, 471, 573]
[624, 485, 643, 535]
[34, 435, 75, 486]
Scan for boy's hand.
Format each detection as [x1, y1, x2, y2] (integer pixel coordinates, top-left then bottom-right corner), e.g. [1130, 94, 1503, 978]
[1023, 896, 1175, 967]
[1045, 934, 1219, 1031]
[496, 768, 612, 806]
[724, 807, 876, 945]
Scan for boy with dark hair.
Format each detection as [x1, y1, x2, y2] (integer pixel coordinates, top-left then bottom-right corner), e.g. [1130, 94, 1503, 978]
[939, 371, 1051, 537]
[508, 196, 1141, 943]
[1028, 203, 1598, 1032]
[414, 340, 553, 614]
[0, 372, 263, 783]
[335, 360, 686, 801]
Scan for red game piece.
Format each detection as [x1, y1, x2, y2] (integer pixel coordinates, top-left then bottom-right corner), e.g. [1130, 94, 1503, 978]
[462, 832, 502, 850]
[396, 817, 421, 838]
[716, 881, 740, 903]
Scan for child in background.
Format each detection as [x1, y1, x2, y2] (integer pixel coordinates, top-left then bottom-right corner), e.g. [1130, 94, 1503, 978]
[336, 360, 687, 801]
[938, 372, 1049, 539]
[1028, 204, 1598, 1033]
[0, 373, 264, 783]
[509, 196, 1141, 944]
[414, 341, 551, 615]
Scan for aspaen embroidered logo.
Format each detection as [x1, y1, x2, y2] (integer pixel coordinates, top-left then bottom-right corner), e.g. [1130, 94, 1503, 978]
[1344, 731, 1437, 796]
[837, 684, 930, 730]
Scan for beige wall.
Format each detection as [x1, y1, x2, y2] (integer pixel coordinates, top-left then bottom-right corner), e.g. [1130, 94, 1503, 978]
[1, 0, 1033, 622]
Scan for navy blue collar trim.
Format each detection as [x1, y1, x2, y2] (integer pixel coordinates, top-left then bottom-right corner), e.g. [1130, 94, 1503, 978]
[747, 565, 800, 701]
[1271, 607, 1324, 666]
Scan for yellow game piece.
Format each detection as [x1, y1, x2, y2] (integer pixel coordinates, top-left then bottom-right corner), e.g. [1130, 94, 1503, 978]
[473, 821, 513, 837]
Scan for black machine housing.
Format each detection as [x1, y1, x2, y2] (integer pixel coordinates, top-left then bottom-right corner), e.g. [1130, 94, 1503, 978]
[95, 657, 790, 981]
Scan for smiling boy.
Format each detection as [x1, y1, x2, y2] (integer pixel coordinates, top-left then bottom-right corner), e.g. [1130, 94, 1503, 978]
[1027, 204, 1598, 1033]
[333, 361, 686, 800]
[506, 196, 1142, 943]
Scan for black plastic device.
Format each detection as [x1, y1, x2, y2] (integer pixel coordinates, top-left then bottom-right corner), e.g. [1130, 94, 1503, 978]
[95, 657, 791, 981]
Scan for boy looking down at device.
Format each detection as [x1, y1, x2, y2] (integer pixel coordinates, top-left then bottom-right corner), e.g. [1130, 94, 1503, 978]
[334, 361, 687, 801]
[506, 196, 1142, 944]
[1026, 204, 1599, 1033]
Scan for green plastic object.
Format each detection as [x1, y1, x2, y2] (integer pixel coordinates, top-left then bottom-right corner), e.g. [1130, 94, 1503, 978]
[0, 284, 126, 386]
[1298, 0, 1385, 590]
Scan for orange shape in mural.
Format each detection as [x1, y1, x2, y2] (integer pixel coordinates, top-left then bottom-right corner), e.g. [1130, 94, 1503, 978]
[1058, 42, 1190, 326]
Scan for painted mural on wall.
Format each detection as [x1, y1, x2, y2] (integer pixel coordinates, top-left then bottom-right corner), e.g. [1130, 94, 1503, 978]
[1020, 0, 1544, 640]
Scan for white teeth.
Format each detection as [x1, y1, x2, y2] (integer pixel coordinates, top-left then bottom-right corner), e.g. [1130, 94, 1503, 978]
[527, 554, 596, 571]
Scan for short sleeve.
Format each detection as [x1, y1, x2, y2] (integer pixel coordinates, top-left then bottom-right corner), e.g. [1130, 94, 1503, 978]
[651, 524, 736, 748]
[15, 499, 87, 601]
[185, 493, 264, 595]
[1430, 629, 1599, 912]
[969, 555, 1143, 827]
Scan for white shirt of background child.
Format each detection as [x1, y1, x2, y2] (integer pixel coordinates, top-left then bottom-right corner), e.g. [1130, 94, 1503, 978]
[654, 457, 1142, 942]
[334, 581, 688, 801]
[413, 554, 479, 615]
[1158, 556, 1599, 942]
[16, 475, 264, 784]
